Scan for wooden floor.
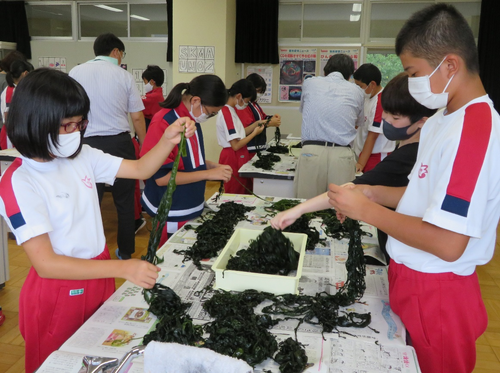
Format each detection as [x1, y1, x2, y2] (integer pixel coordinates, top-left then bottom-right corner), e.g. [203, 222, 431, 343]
[1, 181, 500, 372]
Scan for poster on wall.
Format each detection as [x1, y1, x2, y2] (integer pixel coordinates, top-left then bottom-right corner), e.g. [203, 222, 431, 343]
[278, 48, 317, 102]
[320, 48, 360, 76]
[179, 45, 215, 74]
[38, 57, 67, 72]
[246, 66, 273, 104]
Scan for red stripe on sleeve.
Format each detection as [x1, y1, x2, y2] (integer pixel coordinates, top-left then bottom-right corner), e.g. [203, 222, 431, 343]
[372, 93, 383, 126]
[0, 158, 23, 217]
[222, 106, 236, 134]
[445, 102, 491, 203]
[5, 86, 14, 104]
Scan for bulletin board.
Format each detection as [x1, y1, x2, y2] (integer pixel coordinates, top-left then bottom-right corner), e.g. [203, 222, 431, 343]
[276, 47, 361, 102]
[278, 48, 317, 102]
[320, 48, 360, 76]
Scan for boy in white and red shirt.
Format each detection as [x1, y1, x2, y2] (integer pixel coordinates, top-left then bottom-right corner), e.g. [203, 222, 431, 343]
[353, 63, 395, 172]
[328, 4, 500, 373]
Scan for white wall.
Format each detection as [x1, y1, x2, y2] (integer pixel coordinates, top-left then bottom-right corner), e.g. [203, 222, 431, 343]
[28, 2, 303, 160]
[171, 0, 239, 163]
[30, 39, 174, 92]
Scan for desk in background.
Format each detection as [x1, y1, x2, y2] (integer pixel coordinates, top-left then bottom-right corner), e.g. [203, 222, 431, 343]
[239, 138, 301, 198]
[37, 193, 420, 373]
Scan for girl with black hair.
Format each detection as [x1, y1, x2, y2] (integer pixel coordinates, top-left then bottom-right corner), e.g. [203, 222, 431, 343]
[216, 79, 266, 194]
[0, 68, 196, 372]
[140, 74, 232, 246]
[0, 60, 33, 149]
[236, 73, 281, 153]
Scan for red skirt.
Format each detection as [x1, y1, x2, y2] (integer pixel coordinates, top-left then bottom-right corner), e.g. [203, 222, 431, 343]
[20, 247, 115, 373]
[219, 147, 253, 194]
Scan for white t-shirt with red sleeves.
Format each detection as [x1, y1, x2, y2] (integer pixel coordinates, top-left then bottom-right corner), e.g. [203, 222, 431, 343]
[0, 145, 122, 259]
[216, 104, 246, 148]
[387, 95, 500, 275]
[353, 89, 395, 156]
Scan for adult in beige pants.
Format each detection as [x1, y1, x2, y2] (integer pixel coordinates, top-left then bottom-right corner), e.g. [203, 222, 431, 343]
[294, 54, 364, 199]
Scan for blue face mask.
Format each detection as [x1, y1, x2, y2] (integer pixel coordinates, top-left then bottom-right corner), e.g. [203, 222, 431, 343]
[382, 119, 420, 141]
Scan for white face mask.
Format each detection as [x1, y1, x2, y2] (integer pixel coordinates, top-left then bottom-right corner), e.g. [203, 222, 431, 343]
[235, 97, 248, 110]
[256, 93, 264, 100]
[48, 132, 81, 158]
[408, 56, 455, 109]
[363, 85, 372, 99]
[189, 101, 209, 123]
[144, 82, 153, 94]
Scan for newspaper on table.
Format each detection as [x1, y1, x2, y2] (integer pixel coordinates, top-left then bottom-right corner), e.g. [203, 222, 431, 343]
[37, 193, 420, 372]
[239, 152, 297, 177]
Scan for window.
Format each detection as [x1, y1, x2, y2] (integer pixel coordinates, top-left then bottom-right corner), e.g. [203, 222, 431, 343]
[452, 2, 481, 38]
[80, 3, 128, 38]
[303, 3, 362, 39]
[370, 2, 432, 40]
[278, 3, 302, 39]
[366, 50, 403, 87]
[25, 3, 72, 37]
[278, 2, 363, 40]
[130, 4, 168, 37]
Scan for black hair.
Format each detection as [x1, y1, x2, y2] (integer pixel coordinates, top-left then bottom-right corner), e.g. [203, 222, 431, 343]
[353, 63, 382, 86]
[246, 73, 266, 101]
[228, 79, 255, 101]
[0, 50, 26, 72]
[395, 3, 479, 73]
[8, 68, 90, 161]
[381, 73, 437, 124]
[161, 74, 227, 109]
[323, 54, 355, 80]
[6, 60, 34, 87]
[93, 33, 125, 57]
[142, 65, 165, 87]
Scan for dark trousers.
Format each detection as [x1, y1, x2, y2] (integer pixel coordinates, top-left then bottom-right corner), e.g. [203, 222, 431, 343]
[84, 133, 136, 258]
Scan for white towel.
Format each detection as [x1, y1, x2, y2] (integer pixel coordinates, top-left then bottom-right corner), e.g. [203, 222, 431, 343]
[143, 341, 253, 373]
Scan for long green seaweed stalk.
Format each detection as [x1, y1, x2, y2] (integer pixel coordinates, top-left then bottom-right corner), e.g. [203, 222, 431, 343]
[142, 132, 187, 265]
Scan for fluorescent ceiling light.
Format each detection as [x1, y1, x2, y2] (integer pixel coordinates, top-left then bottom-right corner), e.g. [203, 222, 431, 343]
[131, 14, 150, 21]
[352, 4, 362, 12]
[350, 14, 360, 22]
[94, 4, 123, 12]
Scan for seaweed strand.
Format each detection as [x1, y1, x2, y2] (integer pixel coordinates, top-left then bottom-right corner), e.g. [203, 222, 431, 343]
[142, 131, 187, 265]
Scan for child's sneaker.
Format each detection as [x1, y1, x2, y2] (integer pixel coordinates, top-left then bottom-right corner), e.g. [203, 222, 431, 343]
[0, 307, 5, 326]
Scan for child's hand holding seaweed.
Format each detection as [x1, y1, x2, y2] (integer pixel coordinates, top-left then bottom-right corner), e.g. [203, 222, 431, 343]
[162, 116, 196, 145]
[122, 259, 160, 289]
[269, 114, 281, 127]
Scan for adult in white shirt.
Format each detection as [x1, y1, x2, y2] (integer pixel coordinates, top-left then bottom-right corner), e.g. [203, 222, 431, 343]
[295, 54, 364, 199]
[69, 33, 146, 260]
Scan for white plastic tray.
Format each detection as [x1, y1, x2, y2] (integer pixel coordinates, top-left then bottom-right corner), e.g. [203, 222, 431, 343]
[211, 228, 307, 295]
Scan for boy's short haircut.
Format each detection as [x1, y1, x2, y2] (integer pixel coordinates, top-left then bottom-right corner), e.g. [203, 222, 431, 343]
[142, 65, 165, 87]
[353, 63, 382, 86]
[93, 33, 125, 57]
[323, 54, 355, 80]
[8, 68, 90, 161]
[395, 3, 479, 73]
[381, 73, 437, 124]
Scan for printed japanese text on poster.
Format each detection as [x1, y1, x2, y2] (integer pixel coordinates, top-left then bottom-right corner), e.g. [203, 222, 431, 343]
[246, 66, 273, 104]
[279, 48, 317, 102]
[320, 48, 360, 76]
